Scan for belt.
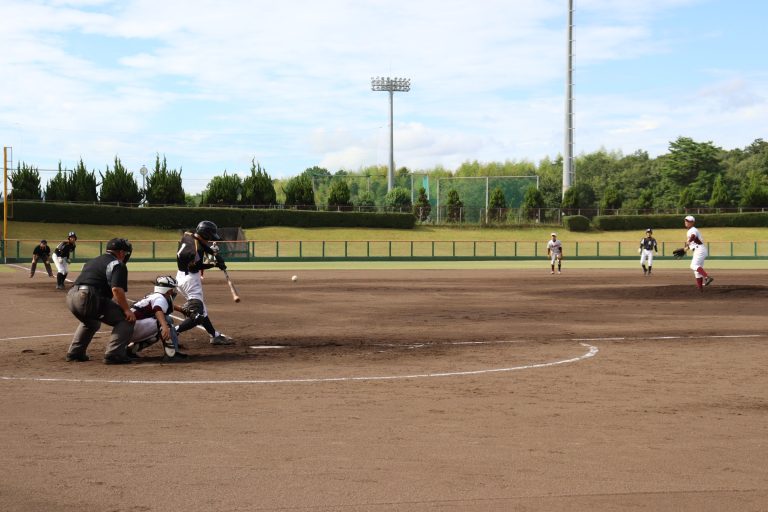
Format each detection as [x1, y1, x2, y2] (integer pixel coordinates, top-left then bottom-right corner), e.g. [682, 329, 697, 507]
[78, 285, 94, 291]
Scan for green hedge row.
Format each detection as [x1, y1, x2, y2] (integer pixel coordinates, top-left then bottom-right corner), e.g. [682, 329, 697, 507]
[563, 215, 591, 232]
[593, 212, 768, 231]
[12, 202, 415, 230]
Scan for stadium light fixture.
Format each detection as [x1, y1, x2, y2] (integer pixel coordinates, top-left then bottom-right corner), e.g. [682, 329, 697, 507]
[371, 76, 411, 192]
[139, 165, 148, 205]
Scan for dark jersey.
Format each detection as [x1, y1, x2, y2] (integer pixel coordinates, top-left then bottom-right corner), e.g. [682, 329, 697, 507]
[74, 253, 129, 298]
[640, 236, 657, 251]
[55, 241, 76, 259]
[33, 245, 51, 259]
[176, 232, 220, 274]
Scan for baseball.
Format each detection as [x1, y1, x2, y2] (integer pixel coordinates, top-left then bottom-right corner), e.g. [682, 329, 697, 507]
[292, 275, 298, 282]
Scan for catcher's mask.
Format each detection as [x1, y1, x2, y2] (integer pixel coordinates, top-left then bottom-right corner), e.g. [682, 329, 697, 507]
[154, 275, 178, 297]
[106, 237, 133, 263]
[195, 220, 221, 241]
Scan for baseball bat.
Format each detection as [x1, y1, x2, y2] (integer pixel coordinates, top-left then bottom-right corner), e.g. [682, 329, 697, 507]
[223, 269, 240, 303]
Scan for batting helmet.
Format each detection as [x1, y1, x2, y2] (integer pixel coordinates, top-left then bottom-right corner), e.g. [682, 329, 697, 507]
[68, 231, 77, 239]
[646, 228, 653, 234]
[195, 220, 221, 241]
[154, 275, 178, 294]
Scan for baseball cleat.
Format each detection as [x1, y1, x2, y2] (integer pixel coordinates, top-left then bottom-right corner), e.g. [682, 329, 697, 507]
[704, 276, 714, 286]
[210, 334, 234, 345]
[66, 353, 90, 362]
[103, 355, 133, 365]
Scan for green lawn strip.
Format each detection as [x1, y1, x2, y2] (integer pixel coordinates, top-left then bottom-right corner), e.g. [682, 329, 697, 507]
[6, 221, 768, 262]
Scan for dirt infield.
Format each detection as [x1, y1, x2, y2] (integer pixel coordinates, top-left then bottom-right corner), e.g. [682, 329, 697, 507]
[1, 266, 767, 511]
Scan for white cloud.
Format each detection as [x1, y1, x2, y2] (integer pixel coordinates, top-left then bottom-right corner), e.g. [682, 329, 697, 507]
[0, 0, 765, 194]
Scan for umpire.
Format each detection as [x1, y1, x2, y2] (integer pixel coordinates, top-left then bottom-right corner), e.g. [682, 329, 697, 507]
[65, 238, 136, 365]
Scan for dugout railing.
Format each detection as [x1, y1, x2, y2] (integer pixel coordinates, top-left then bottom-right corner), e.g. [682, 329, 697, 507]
[3, 239, 768, 263]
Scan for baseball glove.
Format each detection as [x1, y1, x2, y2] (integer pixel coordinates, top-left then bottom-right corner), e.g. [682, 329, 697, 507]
[672, 248, 686, 259]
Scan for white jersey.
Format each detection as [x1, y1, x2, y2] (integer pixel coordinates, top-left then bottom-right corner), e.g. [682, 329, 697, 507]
[547, 239, 562, 255]
[130, 292, 173, 344]
[686, 227, 705, 250]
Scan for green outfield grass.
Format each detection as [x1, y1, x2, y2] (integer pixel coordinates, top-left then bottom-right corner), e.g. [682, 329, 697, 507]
[5, 221, 768, 271]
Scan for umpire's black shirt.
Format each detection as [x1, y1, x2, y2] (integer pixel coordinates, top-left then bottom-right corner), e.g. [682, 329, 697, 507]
[74, 253, 129, 299]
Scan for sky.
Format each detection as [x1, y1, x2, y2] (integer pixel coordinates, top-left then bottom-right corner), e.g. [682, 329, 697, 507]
[1, 0, 766, 193]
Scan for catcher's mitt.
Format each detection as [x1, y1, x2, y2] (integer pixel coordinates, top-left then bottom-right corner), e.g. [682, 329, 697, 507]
[672, 248, 686, 259]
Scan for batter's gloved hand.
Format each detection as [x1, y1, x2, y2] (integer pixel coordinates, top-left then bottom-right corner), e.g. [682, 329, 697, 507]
[672, 248, 686, 259]
[215, 255, 227, 270]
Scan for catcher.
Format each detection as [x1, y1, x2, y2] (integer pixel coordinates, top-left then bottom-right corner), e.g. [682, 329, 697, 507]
[673, 215, 713, 291]
[126, 276, 186, 360]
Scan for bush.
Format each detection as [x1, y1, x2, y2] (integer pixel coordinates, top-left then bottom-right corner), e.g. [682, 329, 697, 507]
[11, 201, 415, 229]
[564, 215, 591, 231]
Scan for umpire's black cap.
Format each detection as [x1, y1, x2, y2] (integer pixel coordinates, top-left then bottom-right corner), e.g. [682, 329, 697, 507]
[40, 239, 47, 244]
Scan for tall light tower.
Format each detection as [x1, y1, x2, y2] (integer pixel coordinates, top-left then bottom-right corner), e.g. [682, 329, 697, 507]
[563, 0, 575, 199]
[139, 165, 148, 205]
[371, 76, 411, 192]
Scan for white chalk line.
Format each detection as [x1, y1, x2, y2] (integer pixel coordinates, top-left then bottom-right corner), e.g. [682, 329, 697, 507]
[0, 339, 598, 385]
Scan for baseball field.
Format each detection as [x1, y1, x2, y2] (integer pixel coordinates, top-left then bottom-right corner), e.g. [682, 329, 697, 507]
[1, 259, 767, 511]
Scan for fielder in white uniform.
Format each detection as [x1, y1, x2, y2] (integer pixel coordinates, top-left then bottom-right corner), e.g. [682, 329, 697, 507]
[639, 228, 658, 276]
[683, 215, 713, 291]
[547, 233, 563, 274]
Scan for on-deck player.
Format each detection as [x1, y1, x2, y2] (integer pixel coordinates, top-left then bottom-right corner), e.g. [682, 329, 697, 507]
[547, 232, 563, 274]
[683, 215, 713, 291]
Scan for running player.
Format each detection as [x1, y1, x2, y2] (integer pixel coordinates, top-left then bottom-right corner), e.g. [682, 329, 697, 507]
[547, 232, 563, 274]
[683, 215, 713, 291]
[639, 228, 658, 276]
[53, 231, 77, 290]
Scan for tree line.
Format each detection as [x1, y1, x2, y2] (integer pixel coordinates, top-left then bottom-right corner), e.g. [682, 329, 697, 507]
[8, 137, 768, 215]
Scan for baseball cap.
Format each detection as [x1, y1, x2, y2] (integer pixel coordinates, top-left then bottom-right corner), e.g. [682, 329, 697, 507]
[684, 215, 695, 222]
[40, 239, 47, 244]
[645, 228, 652, 233]
[551, 232, 557, 236]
